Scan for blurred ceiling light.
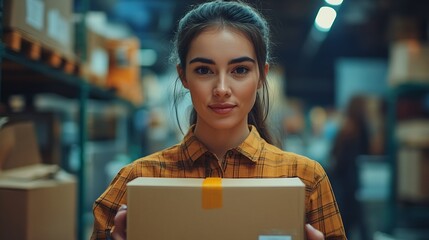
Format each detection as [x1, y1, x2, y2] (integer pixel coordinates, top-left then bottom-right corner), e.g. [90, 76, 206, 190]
[315, 6, 337, 32]
[325, 0, 343, 6]
[138, 49, 157, 67]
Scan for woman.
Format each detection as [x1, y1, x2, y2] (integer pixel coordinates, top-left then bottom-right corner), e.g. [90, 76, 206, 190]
[330, 95, 370, 239]
[91, 1, 346, 239]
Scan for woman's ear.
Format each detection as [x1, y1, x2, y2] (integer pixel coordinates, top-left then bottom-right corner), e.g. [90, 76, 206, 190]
[264, 63, 270, 76]
[177, 64, 189, 89]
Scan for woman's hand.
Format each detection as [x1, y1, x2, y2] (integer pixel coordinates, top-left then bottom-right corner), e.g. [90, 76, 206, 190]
[110, 205, 128, 240]
[306, 224, 324, 240]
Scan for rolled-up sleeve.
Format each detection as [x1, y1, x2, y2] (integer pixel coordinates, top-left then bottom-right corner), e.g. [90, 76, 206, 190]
[306, 162, 347, 239]
[91, 164, 136, 240]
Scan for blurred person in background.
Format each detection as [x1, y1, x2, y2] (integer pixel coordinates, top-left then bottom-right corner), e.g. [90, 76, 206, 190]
[330, 95, 370, 240]
[91, 1, 346, 239]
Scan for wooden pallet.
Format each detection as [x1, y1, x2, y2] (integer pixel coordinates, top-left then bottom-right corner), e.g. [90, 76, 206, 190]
[3, 29, 79, 75]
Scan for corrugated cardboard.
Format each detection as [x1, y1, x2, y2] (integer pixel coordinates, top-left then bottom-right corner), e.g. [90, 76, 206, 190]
[396, 120, 429, 148]
[0, 112, 62, 166]
[105, 37, 143, 105]
[81, 12, 110, 87]
[0, 121, 42, 170]
[44, 0, 74, 58]
[388, 40, 429, 86]
[396, 120, 429, 203]
[0, 121, 77, 240]
[0, 170, 77, 240]
[0, 163, 59, 181]
[127, 177, 305, 240]
[3, 0, 75, 59]
[3, 0, 45, 39]
[398, 147, 429, 202]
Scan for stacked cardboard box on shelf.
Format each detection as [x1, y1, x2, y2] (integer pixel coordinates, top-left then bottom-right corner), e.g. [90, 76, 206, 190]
[396, 120, 429, 203]
[79, 12, 109, 87]
[3, 0, 75, 61]
[80, 12, 144, 106]
[105, 37, 144, 105]
[81, 28, 109, 87]
[388, 40, 429, 86]
[1, 112, 62, 166]
[0, 120, 76, 240]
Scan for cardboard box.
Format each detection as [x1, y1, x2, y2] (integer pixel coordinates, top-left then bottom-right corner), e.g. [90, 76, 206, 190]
[80, 13, 110, 87]
[105, 37, 140, 87]
[3, 0, 75, 59]
[78, 11, 144, 105]
[398, 147, 429, 202]
[44, 0, 74, 58]
[396, 120, 429, 148]
[388, 40, 429, 86]
[105, 37, 143, 105]
[83, 28, 109, 87]
[1, 112, 62, 166]
[127, 177, 305, 240]
[396, 120, 429, 202]
[0, 168, 77, 240]
[0, 121, 77, 240]
[0, 121, 42, 170]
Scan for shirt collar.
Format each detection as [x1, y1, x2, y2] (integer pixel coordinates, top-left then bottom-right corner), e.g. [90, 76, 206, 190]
[180, 125, 263, 164]
[235, 125, 263, 163]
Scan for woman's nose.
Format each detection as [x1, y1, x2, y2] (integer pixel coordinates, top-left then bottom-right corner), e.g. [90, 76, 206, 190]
[213, 74, 231, 97]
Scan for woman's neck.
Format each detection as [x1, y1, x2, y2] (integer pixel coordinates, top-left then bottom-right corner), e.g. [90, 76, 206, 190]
[193, 123, 250, 160]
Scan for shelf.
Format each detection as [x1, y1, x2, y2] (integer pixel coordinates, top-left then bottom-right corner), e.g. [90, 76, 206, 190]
[390, 82, 429, 96]
[398, 204, 429, 222]
[385, 83, 429, 235]
[0, 43, 136, 108]
[0, 40, 140, 240]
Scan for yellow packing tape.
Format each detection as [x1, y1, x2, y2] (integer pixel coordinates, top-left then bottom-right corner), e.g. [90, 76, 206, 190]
[202, 177, 223, 209]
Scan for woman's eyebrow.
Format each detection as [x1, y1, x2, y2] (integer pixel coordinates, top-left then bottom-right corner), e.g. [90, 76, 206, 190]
[189, 56, 256, 65]
[228, 56, 255, 64]
[189, 57, 214, 64]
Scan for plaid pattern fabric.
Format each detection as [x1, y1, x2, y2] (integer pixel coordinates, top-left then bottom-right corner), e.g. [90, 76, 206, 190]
[91, 125, 346, 239]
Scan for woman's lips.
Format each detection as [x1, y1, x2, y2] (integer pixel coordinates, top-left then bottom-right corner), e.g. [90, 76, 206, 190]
[209, 103, 236, 114]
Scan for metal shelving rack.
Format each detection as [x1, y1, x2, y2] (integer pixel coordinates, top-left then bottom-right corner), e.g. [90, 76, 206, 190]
[385, 82, 429, 238]
[0, 1, 139, 239]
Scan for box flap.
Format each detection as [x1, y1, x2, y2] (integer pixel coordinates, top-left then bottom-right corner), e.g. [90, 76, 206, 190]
[0, 163, 59, 181]
[0, 169, 76, 190]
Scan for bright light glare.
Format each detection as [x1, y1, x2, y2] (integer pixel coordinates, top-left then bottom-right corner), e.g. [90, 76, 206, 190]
[315, 7, 337, 32]
[325, 0, 343, 6]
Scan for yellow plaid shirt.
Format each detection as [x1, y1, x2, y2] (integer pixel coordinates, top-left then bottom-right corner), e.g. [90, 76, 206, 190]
[91, 125, 346, 239]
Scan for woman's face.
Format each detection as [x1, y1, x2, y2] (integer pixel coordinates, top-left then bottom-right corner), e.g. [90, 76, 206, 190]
[179, 27, 267, 132]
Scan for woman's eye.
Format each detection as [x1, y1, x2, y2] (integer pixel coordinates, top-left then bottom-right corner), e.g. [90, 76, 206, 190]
[195, 67, 212, 75]
[233, 66, 249, 75]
